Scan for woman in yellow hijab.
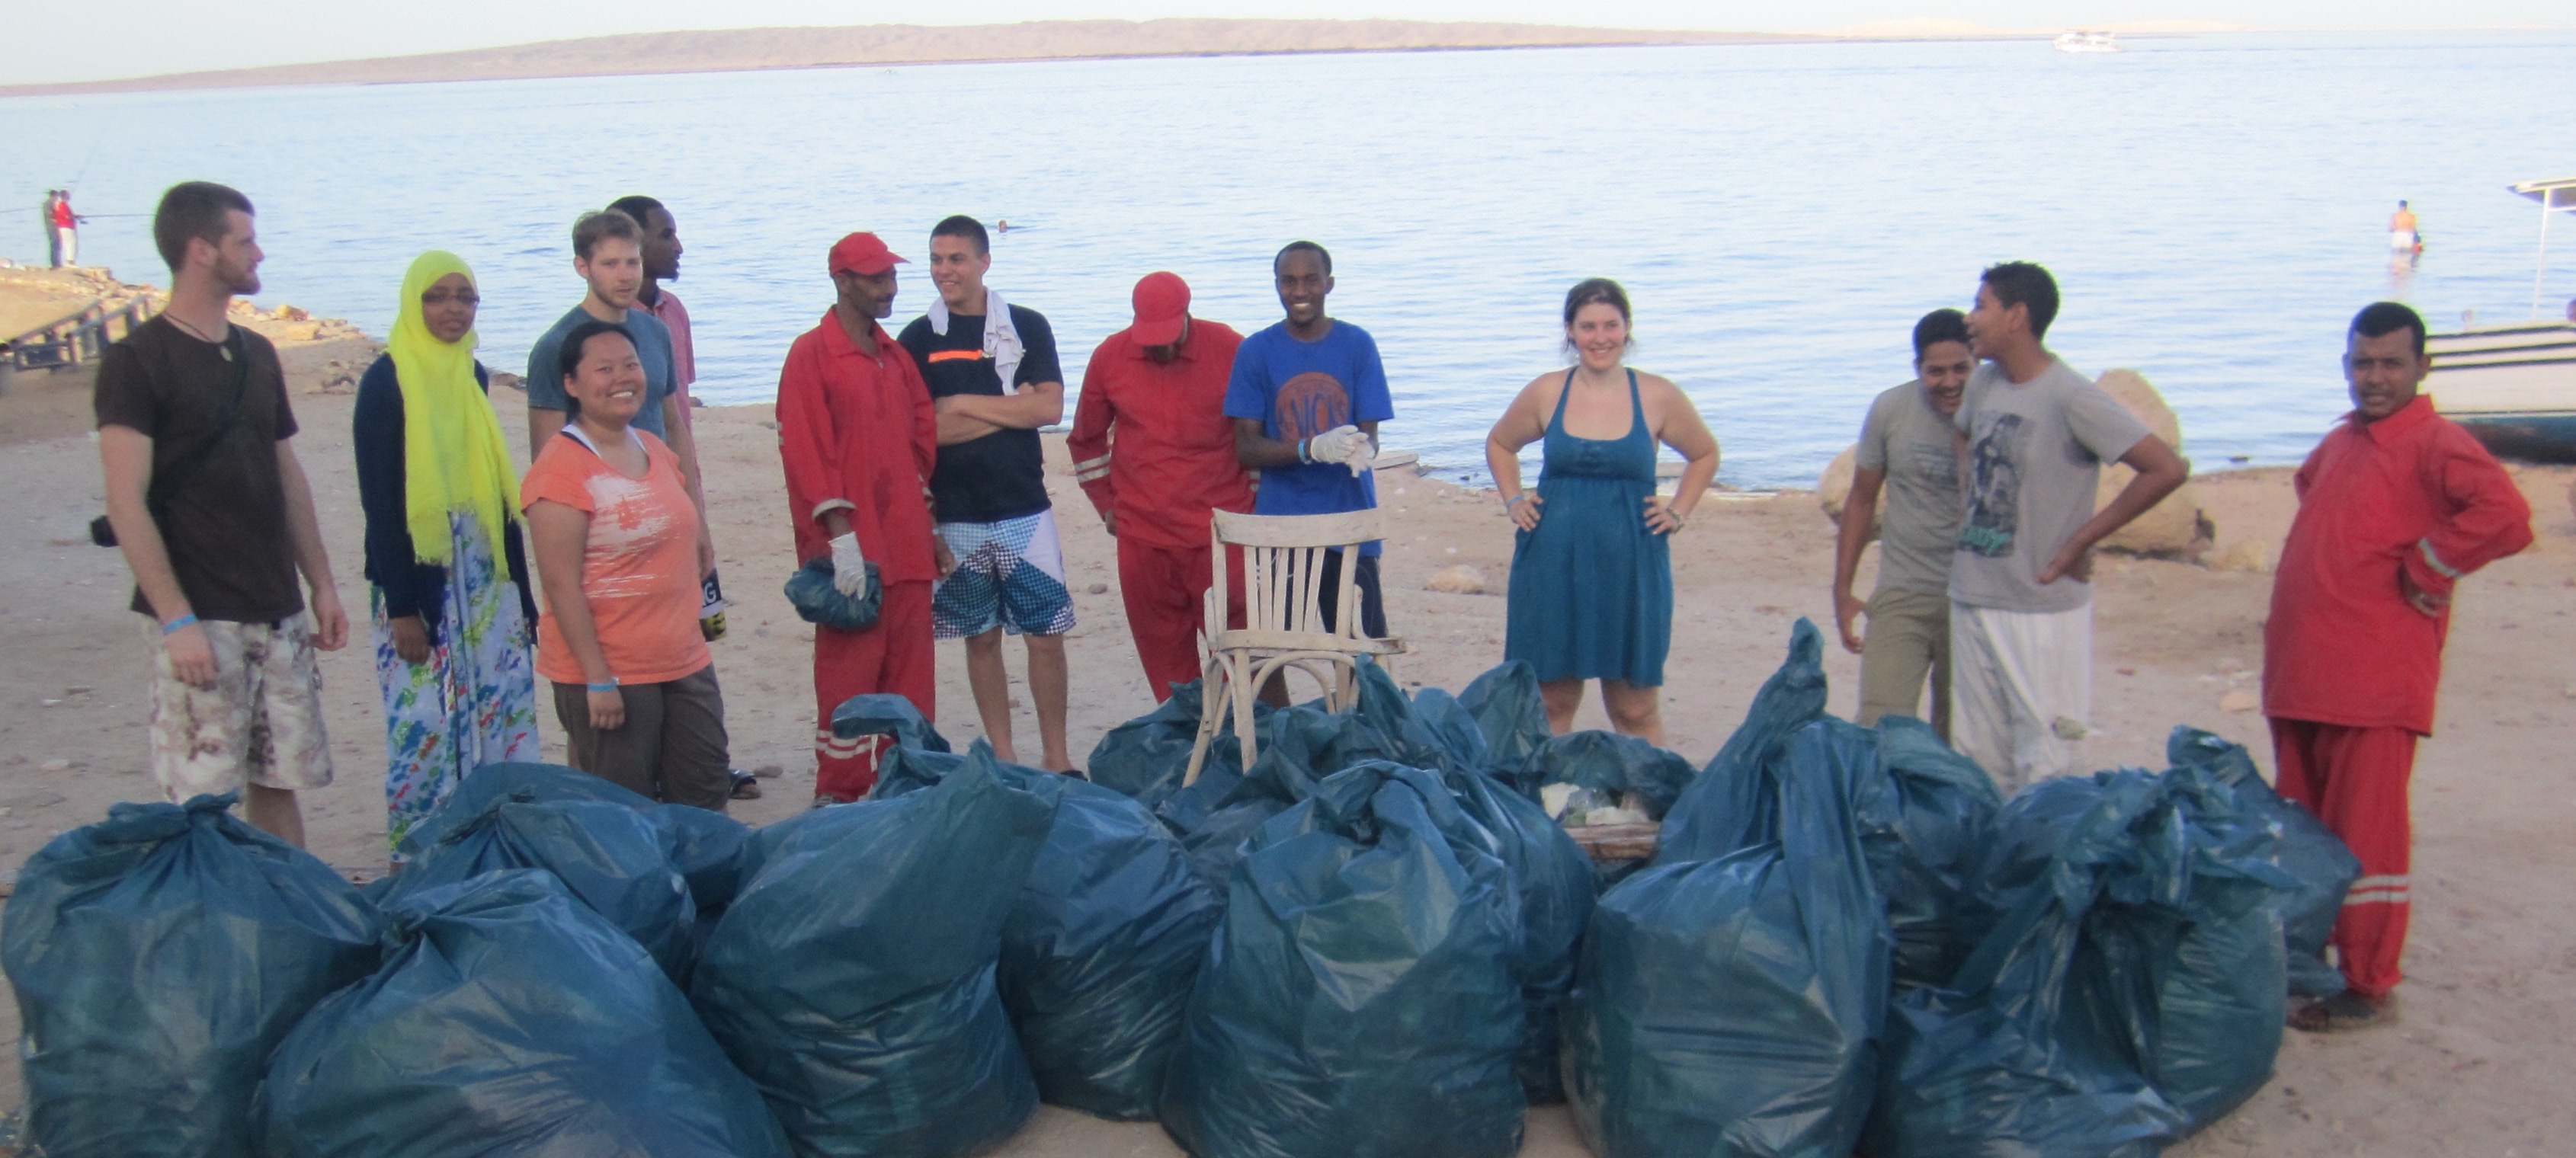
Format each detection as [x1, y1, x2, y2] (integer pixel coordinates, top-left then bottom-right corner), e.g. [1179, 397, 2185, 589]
[354, 251, 541, 859]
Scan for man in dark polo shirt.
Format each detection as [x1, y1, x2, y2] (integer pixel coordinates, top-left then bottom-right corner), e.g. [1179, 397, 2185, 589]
[897, 215, 1078, 773]
[94, 181, 348, 846]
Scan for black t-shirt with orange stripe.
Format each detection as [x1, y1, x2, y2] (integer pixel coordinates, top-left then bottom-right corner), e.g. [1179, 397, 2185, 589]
[898, 304, 1061, 523]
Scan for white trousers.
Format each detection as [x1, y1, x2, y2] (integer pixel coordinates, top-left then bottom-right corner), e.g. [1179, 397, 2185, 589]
[1950, 600, 2092, 796]
[53, 226, 75, 267]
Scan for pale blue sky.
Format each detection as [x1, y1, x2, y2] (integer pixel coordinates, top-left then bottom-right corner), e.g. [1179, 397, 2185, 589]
[15, 2, 2573, 85]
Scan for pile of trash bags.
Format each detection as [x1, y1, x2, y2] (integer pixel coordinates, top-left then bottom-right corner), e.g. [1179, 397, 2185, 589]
[1560, 620, 2359, 1158]
[0, 625, 2360, 1158]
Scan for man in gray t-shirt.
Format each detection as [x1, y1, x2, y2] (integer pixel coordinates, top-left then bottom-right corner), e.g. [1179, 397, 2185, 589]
[1833, 309, 1971, 734]
[1947, 263, 2187, 792]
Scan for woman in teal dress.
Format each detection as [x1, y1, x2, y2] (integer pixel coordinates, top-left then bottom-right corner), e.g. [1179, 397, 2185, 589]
[1485, 279, 1720, 744]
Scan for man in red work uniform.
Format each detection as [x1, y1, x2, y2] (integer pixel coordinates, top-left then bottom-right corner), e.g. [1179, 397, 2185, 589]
[2264, 301, 2533, 1032]
[776, 232, 953, 802]
[1068, 272, 1253, 700]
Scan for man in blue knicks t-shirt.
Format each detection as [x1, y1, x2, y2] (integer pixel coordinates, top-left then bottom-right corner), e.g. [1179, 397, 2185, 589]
[1225, 240, 1396, 654]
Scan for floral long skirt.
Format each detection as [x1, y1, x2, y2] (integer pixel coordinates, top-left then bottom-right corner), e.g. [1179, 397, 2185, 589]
[373, 513, 540, 858]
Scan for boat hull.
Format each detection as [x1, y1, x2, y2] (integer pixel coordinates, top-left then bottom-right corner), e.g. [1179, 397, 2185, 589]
[2428, 324, 2576, 462]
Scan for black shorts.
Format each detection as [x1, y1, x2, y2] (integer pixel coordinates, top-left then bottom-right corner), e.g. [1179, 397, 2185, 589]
[1312, 551, 1387, 640]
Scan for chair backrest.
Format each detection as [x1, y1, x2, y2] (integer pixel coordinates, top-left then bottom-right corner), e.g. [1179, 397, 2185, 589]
[1209, 510, 1382, 641]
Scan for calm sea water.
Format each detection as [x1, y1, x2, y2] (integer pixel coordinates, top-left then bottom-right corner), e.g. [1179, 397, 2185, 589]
[7, 32, 2573, 487]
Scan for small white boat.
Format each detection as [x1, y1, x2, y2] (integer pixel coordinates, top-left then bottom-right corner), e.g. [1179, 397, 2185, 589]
[2428, 176, 2576, 462]
[2054, 30, 2122, 53]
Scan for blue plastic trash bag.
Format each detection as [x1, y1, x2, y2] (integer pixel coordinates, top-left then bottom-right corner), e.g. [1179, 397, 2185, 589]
[1, 795, 380, 1158]
[256, 870, 787, 1157]
[1514, 731, 1698, 820]
[694, 745, 1059, 1156]
[1860, 716, 2003, 989]
[1563, 721, 1892, 1158]
[2166, 726, 2360, 996]
[1660, 620, 1998, 990]
[1441, 763, 1594, 1105]
[829, 690, 951, 751]
[1089, 680, 1262, 811]
[784, 555, 880, 631]
[1161, 763, 1527, 1158]
[1868, 761, 2307, 1156]
[395, 760, 748, 913]
[876, 747, 1222, 1121]
[1408, 686, 1496, 775]
[381, 793, 696, 980]
[1458, 660, 1552, 771]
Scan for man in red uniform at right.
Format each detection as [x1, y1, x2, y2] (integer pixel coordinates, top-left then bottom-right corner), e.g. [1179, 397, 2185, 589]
[2264, 301, 2533, 1032]
[1067, 272, 1254, 700]
[776, 232, 950, 802]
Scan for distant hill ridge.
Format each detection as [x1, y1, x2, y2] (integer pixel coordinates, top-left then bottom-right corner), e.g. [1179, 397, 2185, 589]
[0, 18, 1873, 97]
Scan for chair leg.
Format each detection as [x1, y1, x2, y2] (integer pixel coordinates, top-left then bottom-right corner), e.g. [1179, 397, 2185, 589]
[1232, 652, 1259, 774]
[1184, 654, 1226, 787]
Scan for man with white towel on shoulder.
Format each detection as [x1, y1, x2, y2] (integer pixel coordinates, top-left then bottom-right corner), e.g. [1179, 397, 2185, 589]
[897, 215, 1081, 775]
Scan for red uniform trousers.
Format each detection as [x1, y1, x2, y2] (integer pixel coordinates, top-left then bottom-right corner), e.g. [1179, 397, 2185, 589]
[1117, 536, 1244, 702]
[2270, 717, 2417, 1000]
[813, 580, 935, 801]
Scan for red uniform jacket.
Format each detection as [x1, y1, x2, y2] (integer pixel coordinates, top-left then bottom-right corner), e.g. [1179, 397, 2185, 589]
[776, 311, 940, 584]
[1066, 319, 1255, 551]
[2264, 395, 2532, 734]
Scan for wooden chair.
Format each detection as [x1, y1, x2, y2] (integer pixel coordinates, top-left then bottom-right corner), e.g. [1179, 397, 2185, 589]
[1184, 510, 1407, 785]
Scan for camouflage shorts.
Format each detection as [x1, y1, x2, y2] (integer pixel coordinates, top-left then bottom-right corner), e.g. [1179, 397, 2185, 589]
[147, 613, 334, 799]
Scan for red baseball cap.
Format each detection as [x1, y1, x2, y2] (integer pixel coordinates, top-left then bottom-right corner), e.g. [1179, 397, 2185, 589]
[1130, 271, 1190, 347]
[828, 232, 906, 277]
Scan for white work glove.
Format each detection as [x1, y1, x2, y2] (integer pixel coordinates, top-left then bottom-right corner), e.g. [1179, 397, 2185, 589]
[1338, 433, 1376, 478]
[830, 532, 869, 596]
[1307, 425, 1370, 476]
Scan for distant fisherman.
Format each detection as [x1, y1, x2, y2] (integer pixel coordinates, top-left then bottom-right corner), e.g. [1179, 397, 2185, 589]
[2264, 302, 2532, 1032]
[2389, 200, 2421, 256]
[1832, 309, 1972, 736]
[1949, 261, 2188, 792]
[607, 194, 755, 801]
[901, 215, 1081, 773]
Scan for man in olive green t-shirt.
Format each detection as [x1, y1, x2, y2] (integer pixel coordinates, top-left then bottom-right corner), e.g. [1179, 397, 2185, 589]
[1833, 309, 1972, 736]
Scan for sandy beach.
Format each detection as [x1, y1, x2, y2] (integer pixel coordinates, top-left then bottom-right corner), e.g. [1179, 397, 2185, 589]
[2, 280, 2573, 1153]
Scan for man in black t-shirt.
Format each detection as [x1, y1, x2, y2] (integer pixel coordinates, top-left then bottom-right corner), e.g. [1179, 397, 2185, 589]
[896, 215, 1079, 773]
[94, 182, 348, 847]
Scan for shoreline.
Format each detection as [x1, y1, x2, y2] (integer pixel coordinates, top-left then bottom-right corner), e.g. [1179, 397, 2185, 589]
[0, 18, 2226, 100]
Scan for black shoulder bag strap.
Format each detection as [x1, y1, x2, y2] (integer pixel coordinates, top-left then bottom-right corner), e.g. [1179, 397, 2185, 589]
[92, 329, 255, 547]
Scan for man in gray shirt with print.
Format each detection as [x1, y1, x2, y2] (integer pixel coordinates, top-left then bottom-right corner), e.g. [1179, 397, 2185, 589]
[1950, 263, 2187, 792]
[1833, 309, 1974, 737]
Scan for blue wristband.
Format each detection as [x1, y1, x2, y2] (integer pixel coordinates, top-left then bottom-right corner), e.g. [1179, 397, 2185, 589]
[586, 679, 619, 694]
[161, 614, 198, 635]
[1297, 439, 1310, 464]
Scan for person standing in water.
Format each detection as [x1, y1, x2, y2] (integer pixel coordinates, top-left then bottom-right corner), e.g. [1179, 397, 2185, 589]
[2389, 200, 2421, 259]
[1832, 309, 1972, 736]
[1485, 279, 1717, 744]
